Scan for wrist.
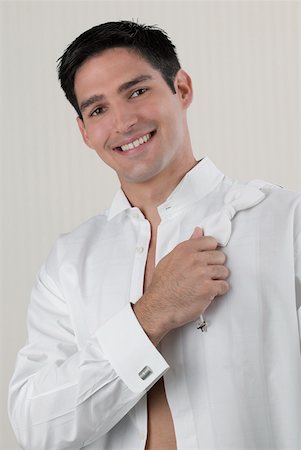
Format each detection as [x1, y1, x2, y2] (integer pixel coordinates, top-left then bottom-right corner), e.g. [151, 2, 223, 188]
[132, 294, 169, 346]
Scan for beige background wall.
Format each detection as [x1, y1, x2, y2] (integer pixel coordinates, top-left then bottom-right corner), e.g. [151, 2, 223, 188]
[1, 1, 300, 448]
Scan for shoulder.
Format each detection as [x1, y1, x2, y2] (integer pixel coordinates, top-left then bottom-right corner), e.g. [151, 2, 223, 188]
[258, 180, 301, 214]
[44, 210, 119, 277]
[225, 174, 301, 209]
[247, 179, 301, 241]
[222, 175, 301, 212]
[222, 175, 301, 239]
[60, 212, 109, 246]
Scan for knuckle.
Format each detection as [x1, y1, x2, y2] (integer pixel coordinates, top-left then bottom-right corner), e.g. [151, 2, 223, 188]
[198, 252, 208, 266]
[219, 266, 230, 279]
[188, 254, 199, 269]
[193, 253, 204, 267]
[211, 265, 226, 279]
[217, 250, 227, 263]
[224, 267, 230, 278]
[217, 267, 225, 279]
[220, 280, 230, 293]
[211, 280, 229, 297]
[201, 236, 218, 250]
[211, 266, 220, 278]
[207, 236, 218, 249]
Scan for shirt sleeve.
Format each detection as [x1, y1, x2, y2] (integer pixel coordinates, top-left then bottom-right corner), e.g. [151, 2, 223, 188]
[8, 264, 169, 450]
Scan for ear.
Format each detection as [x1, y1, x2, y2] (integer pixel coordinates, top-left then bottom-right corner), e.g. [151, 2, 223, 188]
[76, 117, 94, 149]
[174, 69, 193, 109]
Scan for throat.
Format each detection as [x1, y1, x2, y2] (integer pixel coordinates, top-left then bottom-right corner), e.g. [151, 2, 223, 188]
[121, 157, 198, 216]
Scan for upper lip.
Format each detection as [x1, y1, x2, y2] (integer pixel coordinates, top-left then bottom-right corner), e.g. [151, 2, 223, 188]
[112, 130, 154, 149]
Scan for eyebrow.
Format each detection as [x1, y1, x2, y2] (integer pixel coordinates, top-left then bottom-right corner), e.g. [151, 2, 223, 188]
[79, 74, 153, 113]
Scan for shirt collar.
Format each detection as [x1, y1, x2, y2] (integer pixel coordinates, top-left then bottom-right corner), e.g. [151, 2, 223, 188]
[106, 157, 224, 221]
[106, 188, 132, 221]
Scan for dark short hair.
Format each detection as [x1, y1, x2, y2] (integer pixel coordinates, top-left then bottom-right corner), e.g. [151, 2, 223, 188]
[57, 20, 181, 118]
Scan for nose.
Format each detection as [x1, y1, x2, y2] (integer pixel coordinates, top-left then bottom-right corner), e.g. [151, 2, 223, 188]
[112, 102, 138, 134]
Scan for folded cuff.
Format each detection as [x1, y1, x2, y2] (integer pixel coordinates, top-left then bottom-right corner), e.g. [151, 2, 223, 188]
[96, 303, 169, 393]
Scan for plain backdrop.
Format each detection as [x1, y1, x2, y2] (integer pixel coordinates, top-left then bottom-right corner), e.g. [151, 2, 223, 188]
[1, 1, 300, 448]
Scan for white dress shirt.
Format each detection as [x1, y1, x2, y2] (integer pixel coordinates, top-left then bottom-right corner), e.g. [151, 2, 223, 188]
[8, 157, 301, 450]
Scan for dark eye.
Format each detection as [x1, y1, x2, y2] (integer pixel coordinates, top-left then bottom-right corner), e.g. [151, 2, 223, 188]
[90, 106, 106, 117]
[131, 88, 147, 98]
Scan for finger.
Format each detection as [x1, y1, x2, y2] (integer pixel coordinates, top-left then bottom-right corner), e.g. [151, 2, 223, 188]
[202, 250, 227, 265]
[190, 235, 218, 251]
[208, 265, 230, 280]
[190, 227, 204, 239]
[213, 280, 230, 296]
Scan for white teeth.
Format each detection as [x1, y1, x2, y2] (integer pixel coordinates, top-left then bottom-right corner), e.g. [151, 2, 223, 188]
[120, 133, 151, 151]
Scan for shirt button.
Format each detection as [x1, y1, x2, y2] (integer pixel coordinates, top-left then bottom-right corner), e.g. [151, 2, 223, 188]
[136, 246, 144, 254]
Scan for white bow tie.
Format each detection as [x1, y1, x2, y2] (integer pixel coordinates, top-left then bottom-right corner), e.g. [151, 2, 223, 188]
[201, 182, 266, 247]
[197, 180, 267, 332]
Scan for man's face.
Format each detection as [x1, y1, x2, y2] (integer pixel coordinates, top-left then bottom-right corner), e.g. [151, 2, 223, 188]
[75, 47, 193, 187]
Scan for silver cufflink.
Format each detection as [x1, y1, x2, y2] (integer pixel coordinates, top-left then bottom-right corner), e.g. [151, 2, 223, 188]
[196, 315, 208, 332]
[139, 366, 153, 380]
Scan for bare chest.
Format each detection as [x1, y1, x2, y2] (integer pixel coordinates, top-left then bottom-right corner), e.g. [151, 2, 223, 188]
[143, 238, 177, 450]
[143, 240, 157, 292]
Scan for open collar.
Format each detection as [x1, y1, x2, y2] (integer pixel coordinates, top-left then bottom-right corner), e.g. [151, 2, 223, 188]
[106, 157, 224, 221]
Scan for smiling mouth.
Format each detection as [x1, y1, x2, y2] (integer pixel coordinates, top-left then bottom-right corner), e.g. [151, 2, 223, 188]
[114, 131, 156, 152]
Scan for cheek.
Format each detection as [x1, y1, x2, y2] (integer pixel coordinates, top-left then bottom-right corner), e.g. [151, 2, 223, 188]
[155, 98, 181, 127]
[160, 108, 182, 142]
[85, 122, 108, 150]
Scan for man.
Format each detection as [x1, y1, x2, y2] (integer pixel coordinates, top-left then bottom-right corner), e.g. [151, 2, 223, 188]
[8, 21, 301, 450]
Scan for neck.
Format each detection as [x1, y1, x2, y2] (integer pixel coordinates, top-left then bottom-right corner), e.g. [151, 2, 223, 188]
[120, 155, 198, 223]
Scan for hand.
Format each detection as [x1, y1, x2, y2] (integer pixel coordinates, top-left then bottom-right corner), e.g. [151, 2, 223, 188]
[133, 227, 230, 345]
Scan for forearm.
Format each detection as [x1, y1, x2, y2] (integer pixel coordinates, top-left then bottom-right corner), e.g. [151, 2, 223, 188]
[9, 334, 142, 450]
[8, 270, 169, 450]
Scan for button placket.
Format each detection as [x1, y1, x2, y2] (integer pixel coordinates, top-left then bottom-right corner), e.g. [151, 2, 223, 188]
[136, 246, 145, 254]
[129, 218, 150, 302]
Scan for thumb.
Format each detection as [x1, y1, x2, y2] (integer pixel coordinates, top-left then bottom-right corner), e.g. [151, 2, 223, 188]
[190, 227, 204, 239]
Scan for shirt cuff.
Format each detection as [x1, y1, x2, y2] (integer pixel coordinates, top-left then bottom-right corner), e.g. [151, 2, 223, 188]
[95, 303, 170, 393]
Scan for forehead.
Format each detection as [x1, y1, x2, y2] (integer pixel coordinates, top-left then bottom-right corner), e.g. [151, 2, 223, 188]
[74, 47, 162, 100]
